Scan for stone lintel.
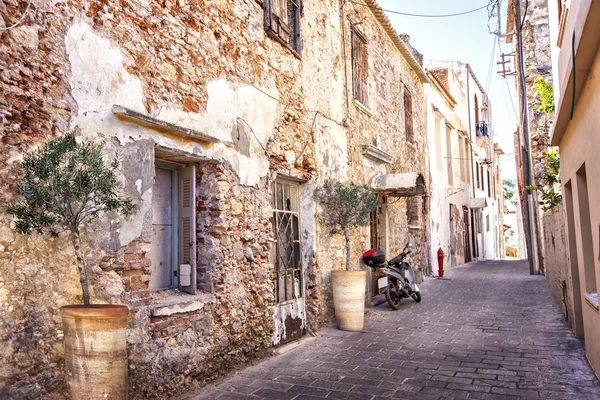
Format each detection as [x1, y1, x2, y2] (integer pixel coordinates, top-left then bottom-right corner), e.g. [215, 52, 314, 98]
[112, 105, 223, 144]
[363, 144, 393, 164]
[151, 291, 215, 317]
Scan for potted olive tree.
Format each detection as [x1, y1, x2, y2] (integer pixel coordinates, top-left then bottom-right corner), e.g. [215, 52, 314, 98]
[314, 180, 377, 331]
[8, 131, 135, 399]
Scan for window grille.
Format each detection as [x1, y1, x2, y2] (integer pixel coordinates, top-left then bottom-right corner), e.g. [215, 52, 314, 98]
[270, 181, 302, 303]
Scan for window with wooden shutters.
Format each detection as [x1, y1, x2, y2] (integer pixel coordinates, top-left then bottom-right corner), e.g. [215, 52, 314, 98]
[404, 86, 414, 143]
[352, 29, 368, 106]
[264, 0, 301, 53]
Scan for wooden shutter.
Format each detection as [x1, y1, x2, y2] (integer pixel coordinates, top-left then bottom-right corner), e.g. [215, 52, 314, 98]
[352, 30, 368, 105]
[404, 87, 413, 142]
[265, 0, 290, 43]
[178, 165, 196, 294]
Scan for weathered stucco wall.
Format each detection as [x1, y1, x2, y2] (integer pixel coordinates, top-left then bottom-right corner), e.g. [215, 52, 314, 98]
[0, 0, 429, 397]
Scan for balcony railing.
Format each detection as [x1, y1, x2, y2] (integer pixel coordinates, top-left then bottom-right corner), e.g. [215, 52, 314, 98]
[476, 121, 489, 138]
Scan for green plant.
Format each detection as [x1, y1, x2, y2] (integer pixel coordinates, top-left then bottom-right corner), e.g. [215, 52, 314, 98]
[314, 180, 377, 271]
[535, 76, 555, 114]
[8, 131, 135, 306]
[502, 178, 518, 211]
[526, 148, 562, 212]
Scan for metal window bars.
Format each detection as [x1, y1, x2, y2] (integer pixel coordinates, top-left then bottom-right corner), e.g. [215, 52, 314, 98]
[271, 181, 302, 303]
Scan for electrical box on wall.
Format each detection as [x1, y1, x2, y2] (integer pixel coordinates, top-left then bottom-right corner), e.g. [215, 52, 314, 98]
[179, 264, 191, 287]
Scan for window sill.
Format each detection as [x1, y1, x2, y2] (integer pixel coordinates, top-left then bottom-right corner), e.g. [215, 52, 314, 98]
[150, 290, 215, 317]
[406, 141, 417, 150]
[266, 30, 301, 60]
[585, 292, 599, 312]
[353, 99, 374, 117]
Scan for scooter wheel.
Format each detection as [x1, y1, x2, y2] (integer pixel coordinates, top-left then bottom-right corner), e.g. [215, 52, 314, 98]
[385, 280, 402, 310]
[412, 291, 422, 303]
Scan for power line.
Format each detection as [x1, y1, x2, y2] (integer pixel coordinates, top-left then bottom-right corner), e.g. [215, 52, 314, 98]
[0, 0, 32, 31]
[485, 37, 497, 93]
[348, 0, 494, 18]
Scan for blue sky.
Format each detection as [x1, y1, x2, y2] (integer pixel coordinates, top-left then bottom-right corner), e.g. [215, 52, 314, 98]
[377, 0, 518, 179]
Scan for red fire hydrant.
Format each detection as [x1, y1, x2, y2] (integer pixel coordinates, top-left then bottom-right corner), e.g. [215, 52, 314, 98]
[437, 248, 445, 278]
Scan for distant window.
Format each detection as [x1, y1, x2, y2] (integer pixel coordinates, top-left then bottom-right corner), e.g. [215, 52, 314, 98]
[351, 29, 368, 105]
[404, 86, 414, 143]
[264, 0, 302, 53]
[474, 94, 480, 124]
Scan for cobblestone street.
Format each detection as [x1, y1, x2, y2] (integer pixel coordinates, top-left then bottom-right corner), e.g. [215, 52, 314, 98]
[190, 261, 600, 400]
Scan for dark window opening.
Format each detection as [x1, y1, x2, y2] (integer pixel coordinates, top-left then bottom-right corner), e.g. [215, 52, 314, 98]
[352, 29, 368, 106]
[407, 197, 419, 225]
[404, 86, 414, 143]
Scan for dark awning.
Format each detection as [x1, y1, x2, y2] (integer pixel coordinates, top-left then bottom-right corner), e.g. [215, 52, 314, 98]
[371, 172, 426, 197]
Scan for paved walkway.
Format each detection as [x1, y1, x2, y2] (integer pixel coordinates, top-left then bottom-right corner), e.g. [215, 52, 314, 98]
[191, 260, 600, 399]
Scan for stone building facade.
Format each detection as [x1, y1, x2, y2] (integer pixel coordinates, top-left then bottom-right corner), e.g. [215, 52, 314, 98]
[0, 0, 429, 397]
[425, 61, 503, 273]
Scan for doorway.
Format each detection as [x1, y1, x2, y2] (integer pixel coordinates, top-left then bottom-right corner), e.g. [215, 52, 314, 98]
[564, 180, 584, 338]
[271, 179, 306, 346]
[463, 206, 472, 263]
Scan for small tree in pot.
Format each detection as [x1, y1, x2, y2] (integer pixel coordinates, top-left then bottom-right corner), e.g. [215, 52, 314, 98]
[8, 131, 135, 399]
[314, 180, 377, 331]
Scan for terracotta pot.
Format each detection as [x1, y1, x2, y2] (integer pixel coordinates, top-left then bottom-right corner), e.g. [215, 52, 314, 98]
[61, 305, 129, 400]
[331, 270, 367, 331]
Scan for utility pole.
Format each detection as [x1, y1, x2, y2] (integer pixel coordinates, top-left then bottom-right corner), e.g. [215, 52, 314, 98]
[514, 0, 539, 275]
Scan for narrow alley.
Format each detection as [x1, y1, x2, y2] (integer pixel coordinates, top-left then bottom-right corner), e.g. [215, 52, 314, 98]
[192, 261, 600, 400]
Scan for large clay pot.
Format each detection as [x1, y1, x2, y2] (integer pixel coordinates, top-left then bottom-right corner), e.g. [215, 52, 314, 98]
[331, 270, 367, 331]
[61, 305, 129, 400]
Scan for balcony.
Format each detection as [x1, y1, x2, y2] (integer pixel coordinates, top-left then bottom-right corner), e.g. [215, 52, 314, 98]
[475, 121, 489, 138]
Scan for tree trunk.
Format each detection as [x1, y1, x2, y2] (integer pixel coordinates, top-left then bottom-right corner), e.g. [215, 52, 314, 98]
[344, 227, 351, 271]
[71, 227, 91, 306]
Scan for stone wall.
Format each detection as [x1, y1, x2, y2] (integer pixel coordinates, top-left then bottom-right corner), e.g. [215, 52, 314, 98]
[541, 205, 573, 324]
[0, 0, 429, 397]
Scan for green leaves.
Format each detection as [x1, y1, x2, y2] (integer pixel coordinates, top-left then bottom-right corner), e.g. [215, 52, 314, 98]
[314, 180, 377, 271]
[535, 76, 555, 114]
[8, 131, 135, 236]
[313, 180, 377, 234]
[526, 148, 562, 212]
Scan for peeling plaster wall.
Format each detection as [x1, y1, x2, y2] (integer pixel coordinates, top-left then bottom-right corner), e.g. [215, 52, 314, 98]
[1, 0, 429, 397]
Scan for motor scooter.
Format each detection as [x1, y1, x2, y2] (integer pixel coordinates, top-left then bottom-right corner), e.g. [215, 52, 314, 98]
[362, 242, 421, 310]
